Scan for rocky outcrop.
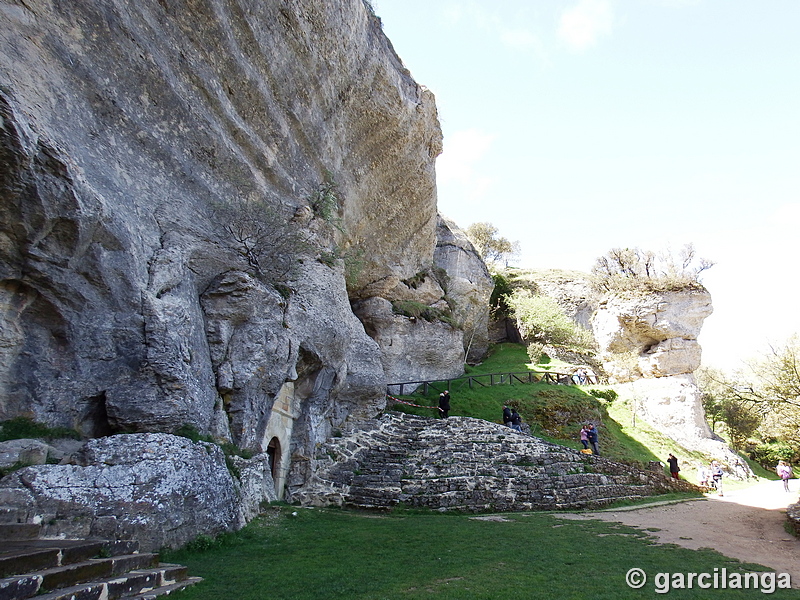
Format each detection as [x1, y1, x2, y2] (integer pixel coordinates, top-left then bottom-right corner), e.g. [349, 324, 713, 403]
[0, 0, 482, 506]
[0, 433, 273, 551]
[433, 215, 494, 363]
[591, 288, 749, 477]
[351, 297, 464, 386]
[294, 412, 697, 510]
[592, 290, 713, 381]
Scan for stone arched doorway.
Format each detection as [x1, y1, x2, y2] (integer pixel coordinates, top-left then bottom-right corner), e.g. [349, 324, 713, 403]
[266, 437, 281, 484]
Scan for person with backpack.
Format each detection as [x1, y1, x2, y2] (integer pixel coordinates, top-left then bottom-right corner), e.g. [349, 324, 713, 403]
[502, 405, 512, 427]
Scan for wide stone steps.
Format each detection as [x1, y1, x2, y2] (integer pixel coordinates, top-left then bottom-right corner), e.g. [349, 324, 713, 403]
[299, 412, 694, 511]
[0, 526, 201, 600]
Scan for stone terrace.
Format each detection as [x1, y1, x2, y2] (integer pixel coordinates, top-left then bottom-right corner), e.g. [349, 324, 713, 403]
[294, 412, 696, 511]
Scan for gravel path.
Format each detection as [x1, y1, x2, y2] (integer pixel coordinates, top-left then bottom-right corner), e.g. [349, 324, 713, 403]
[558, 479, 800, 587]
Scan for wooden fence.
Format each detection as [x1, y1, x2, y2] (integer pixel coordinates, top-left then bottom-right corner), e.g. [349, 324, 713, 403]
[386, 370, 602, 397]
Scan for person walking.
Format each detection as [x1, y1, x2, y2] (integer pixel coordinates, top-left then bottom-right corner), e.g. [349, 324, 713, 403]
[710, 461, 724, 496]
[438, 390, 450, 419]
[587, 423, 600, 455]
[667, 453, 680, 480]
[777, 460, 793, 492]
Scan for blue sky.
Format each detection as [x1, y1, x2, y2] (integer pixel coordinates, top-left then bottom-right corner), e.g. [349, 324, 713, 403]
[375, 0, 800, 370]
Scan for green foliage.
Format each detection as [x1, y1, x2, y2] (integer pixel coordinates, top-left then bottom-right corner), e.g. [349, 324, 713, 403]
[342, 247, 365, 291]
[391, 300, 458, 328]
[465, 222, 519, 267]
[749, 440, 799, 469]
[0, 417, 81, 442]
[526, 342, 544, 364]
[589, 388, 618, 403]
[591, 244, 714, 293]
[506, 289, 594, 351]
[489, 271, 513, 318]
[309, 170, 341, 227]
[162, 505, 781, 600]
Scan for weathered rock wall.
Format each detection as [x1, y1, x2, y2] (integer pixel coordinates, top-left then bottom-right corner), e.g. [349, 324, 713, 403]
[0, 434, 272, 551]
[0, 0, 470, 481]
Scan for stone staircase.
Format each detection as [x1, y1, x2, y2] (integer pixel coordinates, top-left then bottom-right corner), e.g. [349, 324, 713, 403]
[0, 512, 201, 600]
[296, 412, 698, 511]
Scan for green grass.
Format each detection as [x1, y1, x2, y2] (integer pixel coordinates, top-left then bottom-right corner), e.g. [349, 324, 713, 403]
[164, 505, 798, 600]
[0, 416, 81, 442]
[391, 343, 665, 467]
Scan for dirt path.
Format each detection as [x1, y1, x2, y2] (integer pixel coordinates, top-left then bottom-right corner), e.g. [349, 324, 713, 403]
[557, 479, 800, 587]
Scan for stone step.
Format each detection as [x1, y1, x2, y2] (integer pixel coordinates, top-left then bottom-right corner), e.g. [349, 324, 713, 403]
[0, 553, 159, 600]
[130, 576, 204, 599]
[0, 540, 118, 579]
[25, 564, 193, 600]
[0, 524, 40, 541]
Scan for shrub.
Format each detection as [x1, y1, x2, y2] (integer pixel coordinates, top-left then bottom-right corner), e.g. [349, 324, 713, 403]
[506, 289, 594, 351]
[391, 300, 458, 329]
[0, 417, 81, 442]
[526, 342, 544, 364]
[589, 389, 618, 403]
[750, 440, 799, 469]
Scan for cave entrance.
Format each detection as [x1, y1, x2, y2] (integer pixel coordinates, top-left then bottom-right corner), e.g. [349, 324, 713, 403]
[266, 436, 281, 486]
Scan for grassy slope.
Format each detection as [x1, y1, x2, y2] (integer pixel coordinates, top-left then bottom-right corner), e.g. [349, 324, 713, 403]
[392, 344, 776, 482]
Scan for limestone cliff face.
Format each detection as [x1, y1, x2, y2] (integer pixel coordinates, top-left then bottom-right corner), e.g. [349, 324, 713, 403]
[0, 0, 463, 489]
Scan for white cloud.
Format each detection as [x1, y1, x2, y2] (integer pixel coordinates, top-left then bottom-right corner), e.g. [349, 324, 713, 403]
[558, 0, 614, 52]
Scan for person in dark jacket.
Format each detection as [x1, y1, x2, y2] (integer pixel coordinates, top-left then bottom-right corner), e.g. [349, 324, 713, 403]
[667, 453, 680, 479]
[438, 390, 451, 419]
[587, 423, 600, 455]
[510, 409, 522, 432]
[502, 405, 512, 427]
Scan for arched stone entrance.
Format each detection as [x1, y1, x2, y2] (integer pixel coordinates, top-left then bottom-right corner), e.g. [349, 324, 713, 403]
[266, 437, 281, 483]
[261, 382, 297, 500]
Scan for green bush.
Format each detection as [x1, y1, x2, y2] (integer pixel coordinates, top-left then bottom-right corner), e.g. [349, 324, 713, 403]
[526, 342, 544, 364]
[506, 289, 593, 351]
[750, 440, 799, 469]
[0, 417, 81, 442]
[391, 300, 458, 329]
[589, 389, 618, 403]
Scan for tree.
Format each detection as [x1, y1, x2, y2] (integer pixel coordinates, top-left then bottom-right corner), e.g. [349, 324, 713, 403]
[465, 222, 519, 267]
[696, 367, 762, 450]
[591, 243, 714, 292]
[210, 199, 313, 284]
[505, 289, 594, 351]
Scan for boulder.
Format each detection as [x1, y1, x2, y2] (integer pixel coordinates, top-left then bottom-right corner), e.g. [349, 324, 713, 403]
[0, 433, 277, 551]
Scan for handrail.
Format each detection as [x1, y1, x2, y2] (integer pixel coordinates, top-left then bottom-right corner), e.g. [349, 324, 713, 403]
[386, 370, 602, 396]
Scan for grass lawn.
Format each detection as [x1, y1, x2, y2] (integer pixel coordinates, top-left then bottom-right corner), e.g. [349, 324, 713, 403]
[164, 505, 798, 599]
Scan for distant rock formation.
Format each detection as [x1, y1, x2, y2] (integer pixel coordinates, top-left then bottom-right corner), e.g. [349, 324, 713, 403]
[0, 0, 488, 507]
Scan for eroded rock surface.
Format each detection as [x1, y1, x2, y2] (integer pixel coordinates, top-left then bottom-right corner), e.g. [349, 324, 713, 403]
[0, 433, 275, 551]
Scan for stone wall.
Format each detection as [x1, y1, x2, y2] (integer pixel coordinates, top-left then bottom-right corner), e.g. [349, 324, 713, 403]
[293, 412, 696, 510]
